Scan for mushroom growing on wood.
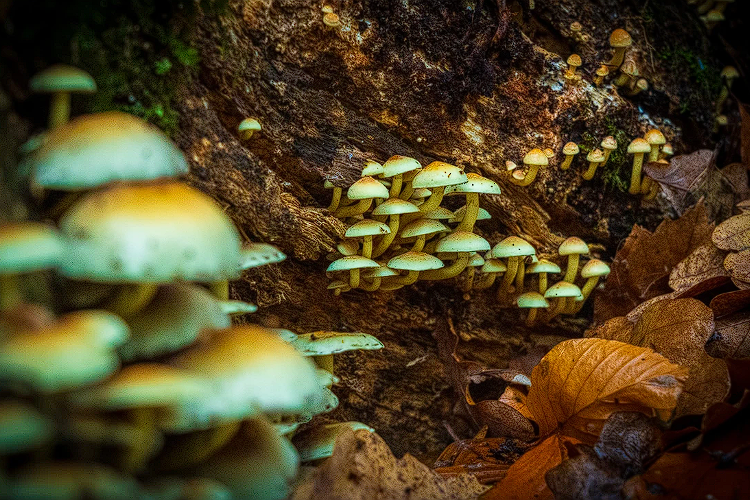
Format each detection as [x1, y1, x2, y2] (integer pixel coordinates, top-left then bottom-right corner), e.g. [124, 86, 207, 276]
[418, 232, 490, 281]
[517, 292, 549, 327]
[408, 161, 468, 217]
[644, 129, 666, 162]
[29, 64, 96, 129]
[345, 219, 390, 259]
[575, 259, 611, 311]
[370, 198, 419, 257]
[290, 331, 383, 374]
[444, 173, 501, 232]
[334, 176, 389, 218]
[582, 148, 605, 180]
[558, 237, 589, 283]
[385, 251, 444, 287]
[238, 118, 261, 140]
[327, 255, 379, 289]
[526, 259, 561, 294]
[607, 29, 632, 69]
[564, 54, 582, 80]
[382, 155, 421, 199]
[560, 142, 579, 170]
[599, 136, 617, 166]
[490, 236, 536, 297]
[544, 281, 583, 320]
[511, 149, 548, 186]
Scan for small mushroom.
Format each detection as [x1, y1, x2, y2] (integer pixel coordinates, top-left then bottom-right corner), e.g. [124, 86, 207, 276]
[558, 236, 589, 283]
[517, 292, 549, 327]
[327, 255, 379, 289]
[627, 138, 651, 194]
[544, 281, 583, 320]
[593, 65, 609, 86]
[490, 236, 536, 297]
[511, 149, 548, 186]
[385, 251, 444, 287]
[345, 219, 391, 259]
[575, 259, 611, 311]
[29, 64, 97, 128]
[582, 148, 605, 180]
[626, 78, 648, 96]
[370, 198, 419, 257]
[409, 161, 468, 216]
[564, 54, 582, 80]
[560, 142, 579, 170]
[644, 129, 666, 162]
[473, 259, 507, 290]
[444, 173, 501, 232]
[323, 12, 341, 27]
[418, 232, 490, 281]
[333, 177, 389, 218]
[599, 136, 618, 166]
[292, 422, 374, 462]
[382, 155, 422, 199]
[399, 218, 448, 253]
[526, 259, 561, 294]
[607, 29, 632, 69]
[238, 118, 261, 140]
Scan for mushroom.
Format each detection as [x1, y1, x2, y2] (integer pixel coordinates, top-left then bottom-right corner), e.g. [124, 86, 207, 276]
[290, 331, 383, 374]
[626, 78, 648, 96]
[324, 179, 344, 213]
[292, 422, 375, 462]
[526, 259, 561, 293]
[582, 148, 605, 180]
[359, 265, 399, 292]
[418, 232, 490, 281]
[613, 58, 638, 87]
[599, 136, 618, 166]
[717, 66, 739, 114]
[626, 138, 651, 194]
[399, 218, 449, 253]
[607, 29, 632, 69]
[238, 118, 261, 140]
[472, 258, 507, 289]
[702, 9, 724, 29]
[408, 161, 468, 216]
[333, 177, 389, 218]
[450, 206, 491, 225]
[575, 259, 611, 310]
[517, 292, 549, 327]
[327, 255, 379, 289]
[323, 11, 341, 27]
[544, 281, 583, 321]
[560, 142, 579, 170]
[29, 64, 97, 128]
[659, 143, 674, 161]
[345, 219, 390, 259]
[444, 173, 501, 232]
[461, 252, 486, 292]
[369, 198, 419, 258]
[511, 149, 548, 186]
[490, 236, 536, 297]
[593, 65, 609, 86]
[385, 251, 444, 287]
[361, 159, 384, 177]
[644, 129, 666, 163]
[564, 54, 582, 80]
[558, 236, 589, 282]
[382, 155, 422, 199]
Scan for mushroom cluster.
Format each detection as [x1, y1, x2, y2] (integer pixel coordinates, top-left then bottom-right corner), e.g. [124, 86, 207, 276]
[0, 66, 383, 499]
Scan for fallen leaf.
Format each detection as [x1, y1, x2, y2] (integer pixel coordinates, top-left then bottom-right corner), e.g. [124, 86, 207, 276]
[724, 249, 750, 283]
[713, 212, 750, 251]
[644, 150, 713, 192]
[586, 316, 634, 342]
[709, 289, 750, 316]
[291, 429, 489, 500]
[433, 432, 527, 485]
[525, 338, 688, 441]
[705, 311, 750, 359]
[474, 400, 535, 441]
[668, 243, 730, 294]
[595, 201, 714, 322]
[720, 163, 750, 204]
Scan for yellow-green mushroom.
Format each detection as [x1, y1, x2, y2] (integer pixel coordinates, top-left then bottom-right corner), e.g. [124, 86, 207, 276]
[558, 236, 589, 283]
[575, 259, 611, 311]
[526, 259, 561, 294]
[627, 138, 651, 195]
[238, 118, 261, 140]
[419, 232, 490, 281]
[582, 148, 605, 180]
[490, 236, 536, 298]
[345, 219, 390, 259]
[385, 251, 444, 287]
[408, 161, 468, 217]
[560, 142, 579, 170]
[334, 177, 389, 218]
[473, 258, 507, 290]
[517, 292, 549, 327]
[370, 198, 419, 258]
[290, 330, 383, 374]
[606, 29, 632, 69]
[544, 281, 583, 321]
[444, 173, 501, 232]
[29, 64, 96, 129]
[382, 155, 422, 199]
[511, 149, 548, 186]
[327, 255, 379, 289]
[600, 136, 618, 166]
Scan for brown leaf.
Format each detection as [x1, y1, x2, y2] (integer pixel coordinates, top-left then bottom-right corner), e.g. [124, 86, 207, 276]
[644, 150, 713, 192]
[586, 316, 634, 342]
[720, 163, 750, 204]
[433, 433, 527, 485]
[668, 243, 730, 293]
[725, 249, 750, 283]
[291, 429, 489, 500]
[705, 311, 750, 359]
[595, 201, 714, 323]
[525, 338, 688, 441]
[483, 434, 581, 500]
[628, 299, 728, 417]
[474, 399, 535, 441]
[710, 289, 750, 316]
[713, 212, 750, 251]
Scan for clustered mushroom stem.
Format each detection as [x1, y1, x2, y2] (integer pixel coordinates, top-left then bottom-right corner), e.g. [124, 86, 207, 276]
[560, 156, 574, 170]
[401, 187, 446, 226]
[564, 296, 579, 315]
[546, 298, 567, 321]
[644, 182, 659, 201]
[538, 273, 548, 293]
[608, 48, 627, 69]
[49, 91, 72, 129]
[334, 198, 372, 218]
[563, 254, 580, 283]
[473, 272, 497, 290]
[410, 235, 427, 253]
[497, 257, 519, 298]
[371, 216, 400, 258]
[628, 153, 645, 195]
[418, 254, 469, 281]
[209, 280, 230, 301]
[455, 193, 480, 233]
[121, 407, 157, 472]
[389, 174, 403, 198]
[582, 160, 600, 181]
[392, 270, 420, 286]
[640, 176, 653, 195]
[648, 145, 660, 163]
[362, 236, 374, 259]
[100, 283, 159, 317]
[360, 277, 381, 292]
[315, 355, 335, 373]
[579, 276, 601, 303]
[349, 269, 361, 288]
[0, 274, 23, 311]
[525, 308, 539, 327]
[327, 187, 342, 213]
[515, 259, 526, 293]
[461, 267, 476, 292]
[512, 164, 539, 186]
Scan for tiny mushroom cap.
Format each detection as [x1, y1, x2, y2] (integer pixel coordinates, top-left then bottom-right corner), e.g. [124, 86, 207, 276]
[596, 65, 610, 77]
[238, 118, 261, 138]
[627, 137, 651, 154]
[644, 129, 666, 146]
[609, 28, 632, 48]
[31, 111, 188, 190]
[411, 188, 432, 199]
[450, 206, 491, 223]
[580, 258, 611, 279]
[445, 173, 502, 196]
[491, 236, 536, 259]
[619, 59, 639, 77]
[323, 12, 341, 27]
[344, 219, 390, 238]
[482, 259, 507, 273]
[523, 148, 549, 167]
[399, 218, 448, 238]
[422, 207, 455, 220]
[382, 155, 422, 178]
[586, 148, 605, 163]
[570, 21, 582, 32]
[58, 181, 246, 283]
[292, 421, 375, 462]
[543, 148, 555, 159]
[567, 54, 582, 67]
[468, 253, 486, 267]
[0, 222, 64, 273]
[563, 142, 580, 155]
[411, 161, 468, 188]
[29, 64, 97, 94]
[721, 65, 739, 81]
[336, 240, 359, 256]
[388, 251, 444, 271]
[0, 400, 54, 454]
[435, 231, 491, 253]
[544, 281, 583, 299]
[346, 176, 389, 200]
[239, 243, 286, 270]
[601, 136, 617, 152]
[371, 198, 419, 216]
[517, 292, 549, 309]
[512, 169, 526, 181]
[705, 9, 724, 23]
[361, 159, 384, 177]
[559, 236, 589, 257]
[661, 143, 674, 156]
[506, 160, 518, 171]
[291, 331, 384, 356]
[326, 255, 379, 272]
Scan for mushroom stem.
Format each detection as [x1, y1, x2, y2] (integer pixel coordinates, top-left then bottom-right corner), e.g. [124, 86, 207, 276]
[349, 269, 361, 288]
[648, 145, 660, 163]
[0, 274, 23, 311]
[389, 174, 404, 198]
[371, 215, 401, 258]
[49, 92, 72, 129]
[461, 267, 476, 292]
[560, 155, 574, 170]
[515, 259, 526, 293]
[315, 355, 335, 373]
[410, 234, 428, 253]
[418, 253, 469, 280]
[563, 254, 580, 283]
[538, 273, 548, 293]
[401, 187, 447, 226]
[525, 308, 539, 327]
[334, 198, 372, 218]
[359, 277, 381, 292]
[208, 280, 229, 300]
[362, 236, 374, 259]
[545, 298, 567, 321]
[101, 284, 158, 317]
[644, 181, 659, 201]
[327, 187, 343, 213]
[473, 272, 498, 290]
[579, 276, 601, 303]
[510, 164, 539, 186]
[628, 153, 645, 195]
[456, 193, 480, 233]
[564, 296, 579, 315]
[121, 407, 156, 472]
[640, 176, 653, 195]
[582, 160, 601, 181]
[497, 257, 519, 298]
[608, 48, 627, 69]
[391, 270, 420, 286]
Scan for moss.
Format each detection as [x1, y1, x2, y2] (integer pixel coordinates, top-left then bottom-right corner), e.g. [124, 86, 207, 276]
[656, 47, 722, 114]
[576, 122, 630, 192]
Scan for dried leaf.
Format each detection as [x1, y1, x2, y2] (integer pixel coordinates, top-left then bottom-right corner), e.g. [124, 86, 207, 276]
[595, 201, 714, 322]
[720, 163, 750, 204]
[474, 400, 535, 441]
[705, 311, 750, 359]
[525, 338, 688, 441]
[291, 429, 489, 500]
[668, 243, 730, 293]
[710, 289, 750, 316]
[713, 212, 750, 251]
[586, 316, 635, 342]
[644, 150, 713, 192]
[433, 433, 526, 485]
[725, 250, 750, 283]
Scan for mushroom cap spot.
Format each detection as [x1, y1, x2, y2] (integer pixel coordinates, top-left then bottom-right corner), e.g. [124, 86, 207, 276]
[558, 236, 589, 256]
[527, 259, 562, 274]
[411, 161, 468, 188]
[0, 222, 64, 274]
[291, 331, 383, 355]
[327, 255, 379, 272]
[292, 421, 374, 462]
[411, 188, 432, 199]
[481, 259, 507, 273]
[399, 218, 448, 237]
[523, 148, 549, 166]
[361, 159, 384, 177]
[435, 231, 490, 253]
[346, 176, 389, 200]
[240, 243, 286, 269]
[382, 155, 422, 178]
[450, 206, 491, 223]
[29, 64, 96, 93]
[345, 219, 391, 238]
[491, 236, 536, 258]
[362, 265, 399, 278]
[644, 129, 666, 145]
[59, 181, 244, 283]
[517, 292, 550, 309]
[581, 259, 611, 278]
[336, 240, 359, 256]
[721, 66, 739, 79]
[238, 118, 261, 132]
[468, 252, 485, 267]
[31, 111, 188, 190]
[586, 148, 605, 162]
[0, 401, 54, 454]
[387, 251, 444, 271]
[609, 28, 632, 47]
[627, 138, 651, 153]
[371, 198, 419, 216]
[445, 173, 502, 195]
[563, 142, 580, 155]
[544, 281, 583, 299]
[595, 65, 610, 76]
[422, 207, 454, 220]
[601, 136, 617, 150]
[567, 54, 582, 66]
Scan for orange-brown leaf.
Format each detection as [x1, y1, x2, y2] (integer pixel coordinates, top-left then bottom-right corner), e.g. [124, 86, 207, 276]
[706, 311, 750, 360]
[526, 338, 688, 441]
[725, 250, 750, 283]
[713, 212, 750, 251]
[668, 243, 729, 293]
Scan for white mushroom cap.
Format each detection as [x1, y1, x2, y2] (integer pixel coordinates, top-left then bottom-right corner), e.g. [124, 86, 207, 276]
[411, 161, 468, 188]
[371, 198, 419, 216]
[435, 231, 490, 253]
[361, 160, 384, 177]
[558, 236, 589, 256]
[444, 173, 502, 195]
[29, 65, 97, 94]
[517, 292, 549, 309]
[327, 256, 379, 272]
[346, 177, 389, 200]
[382, 155, 422, 177]
[344, 220, 391, 238]
[627, 138, 651, 154]
[580, 259, 611, 278]
[387, 252, 444, 271]
[490, 236, 535, 258]
[523, 149, 549, 166]
[399, 219, 448, 238]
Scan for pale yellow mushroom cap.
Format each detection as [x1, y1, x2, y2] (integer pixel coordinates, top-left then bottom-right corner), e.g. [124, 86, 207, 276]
[422, 207, 454, 220]
[721, 66, 739, 80]
[481, 259, 507, 273]
[558, 236, 589, 256]
[627, 137, 651, 154]
[562, 142, 580, 155]
[586, 149, 605, 162]
[567, 54, 582, 67]
[527, 259, 561, 274]
[371, 198, 419, 216]
[601, 136, 617, 151]
[609, 29, 632, 48]
[491, 236, 535, 258]
[445, 173, 501, 195]
[517, 292, 549, 309]
[435, 231, 490, 253]
[361, 159, 384, 177]
[344, 219, 390, 238]
[580, 259, 611, 278]
[327, 255, 379, 272]
[595, 65, 610, 77]
[411, 161, 468, 188]
[644, 129, 666, 146]
[382, 155, 422, 177]
[399, 218, 448, 238]
[238, 118, 261, 134]
[346, 176, 389, 200]
[29, 64, 96, 94]
[523, 148, 549, 166]
[387, 251, 444, 271]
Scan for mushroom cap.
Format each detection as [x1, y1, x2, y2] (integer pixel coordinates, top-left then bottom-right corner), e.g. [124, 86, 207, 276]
[240, 243, 286, 270]
[721, 66, 739, 80]
[361, 159, 384, 177]
[336, 240, 359, 256]
[467, 253, 485, 267]
[291, 331, 383, 356]
[595, 65, 610, 77]
[517, 292, 549, 309]
[586, 148, 605, 162]
[29, 64, 97, 94]
[523, 148, 549, 166]
[344, 219, 391, 238]
[59, 181, 245, 283]
[705, 9, 724, 21]
[387, 251, 444, 271]
[512, 170, 526, 181]
[562, 142, 580, 155]
[544, 281, 583, 299]
[371, 198, 419, 216]
[382, 155, 422, 178]
[0, 222, 64, 274]
[119, 284, 232, 361]
[327, 280, 351, 292]
[361, 265, 399, 278]
[491, 236, 536, 258]
[580, 259, 611, 278]
[6, 462, 142, 500]
[0, 400, 54, 454]
[600, 136, 617, 150]
[435, 231, 490, 253]
[422, 207, 454, 220]
[445, 173, 502, 195]
[619, 59, 638, 76]
[31, 111, 188, 190]
[543, 148, 555, 158]
[346, 176, 389, 200]
[481, 259, 507, 273]
[627, 138, 651, 154]
[450, 206, 491, 223]
[566, 54, 582, 67]
[661, 143, 674, 156]
[327, 255, 379, 272]
[644, 129, 666, 146]
[292, 422, 374, 462]
[570, 22, 582, 32]
[527, 259, 561, 274]
[609, 28, 632, 48]
[411, 161, 468, 188]
[634, 79, 648, 92]
[558, 236, 589, 256]
[411, 188, 432, 199]
[506, 160, 518, 171]
[238, 118, 261, 133]
[399, 218, 448, 238]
